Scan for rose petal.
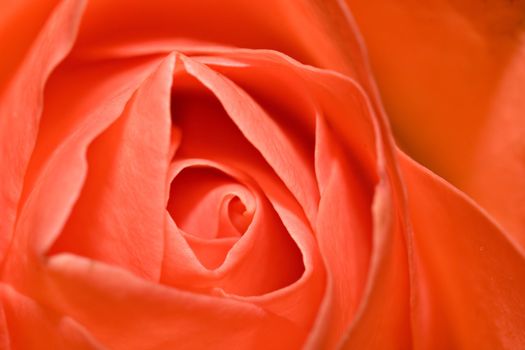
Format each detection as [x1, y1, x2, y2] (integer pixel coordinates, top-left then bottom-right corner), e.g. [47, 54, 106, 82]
[167, 162, 254, 270]
[168, 166, 254, 240]
[281, 54, 411, 349]
[0, 0, 59, 91]
[0, 0, 86, 264]
[164, 157, 304, 297]
[2, 55, 168, 283]
[0, 283, 102, 349]
[186, 50, 409, 345]
[399, 151, 525, 349]
[38, 254, 305, 349]
[72, 0, 372, 79]
[49, 55, 175, 281]
[194, 48, 378, 168]
[307, 115, 374, 348]
[164, 61, 324, 331]
[181, 55, 319, 224]
[201, 48, 413, 348]
[348, 0, 525, 243]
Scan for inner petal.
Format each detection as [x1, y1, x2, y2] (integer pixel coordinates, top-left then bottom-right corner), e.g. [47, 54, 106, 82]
[168, 166, 254, 240]
[164, 159, 305, 293]
[161, 68, 311, 296]
[225, 195, 252, 235]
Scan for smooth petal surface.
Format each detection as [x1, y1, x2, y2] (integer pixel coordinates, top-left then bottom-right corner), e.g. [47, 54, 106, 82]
[348, 0, 525, 243]
[39, 254, 304, 350]
[0, 0, 60, 92]
[71, 0, 372, 80]
[399, 151, 525, 349]
[0, 284, 101, 349]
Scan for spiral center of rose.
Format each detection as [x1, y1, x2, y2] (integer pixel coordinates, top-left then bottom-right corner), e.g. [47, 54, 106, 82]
[159, 70, 305, 292]
[168, 166, 255, 240]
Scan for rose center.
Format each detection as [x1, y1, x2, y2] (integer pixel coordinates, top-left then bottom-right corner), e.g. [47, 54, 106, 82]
[167, 165, 255, 240]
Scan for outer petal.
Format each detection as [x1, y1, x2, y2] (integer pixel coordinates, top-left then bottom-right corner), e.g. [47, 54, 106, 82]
[39, 254, 303, 350]
[49, 55, 175, 281]
[71, 0, 371, 80]
[348, 0, 525, 243]
[0, 0, 59, 92]
[2, 55, 167, 284]
[399, 151, 525, 349]
[0, 0, 86, 262]
[0, 284, 102, 350]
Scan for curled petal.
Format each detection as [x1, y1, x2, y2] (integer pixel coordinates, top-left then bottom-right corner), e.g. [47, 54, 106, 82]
[180, 55, 319, 223]
[49, 55, 176, 281]
[0, 0, 86, 263]
[2, 55, 169, 285]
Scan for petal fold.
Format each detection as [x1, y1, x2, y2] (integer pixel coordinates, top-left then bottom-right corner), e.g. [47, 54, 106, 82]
[50, 55, 175, 281]
[0, 0, 86, 262]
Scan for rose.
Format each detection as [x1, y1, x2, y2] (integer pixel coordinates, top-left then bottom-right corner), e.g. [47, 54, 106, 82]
[0, 1, 524, 349]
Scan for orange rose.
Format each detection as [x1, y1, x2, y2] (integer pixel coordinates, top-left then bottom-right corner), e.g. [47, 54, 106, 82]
[0, 1, 524, 349]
